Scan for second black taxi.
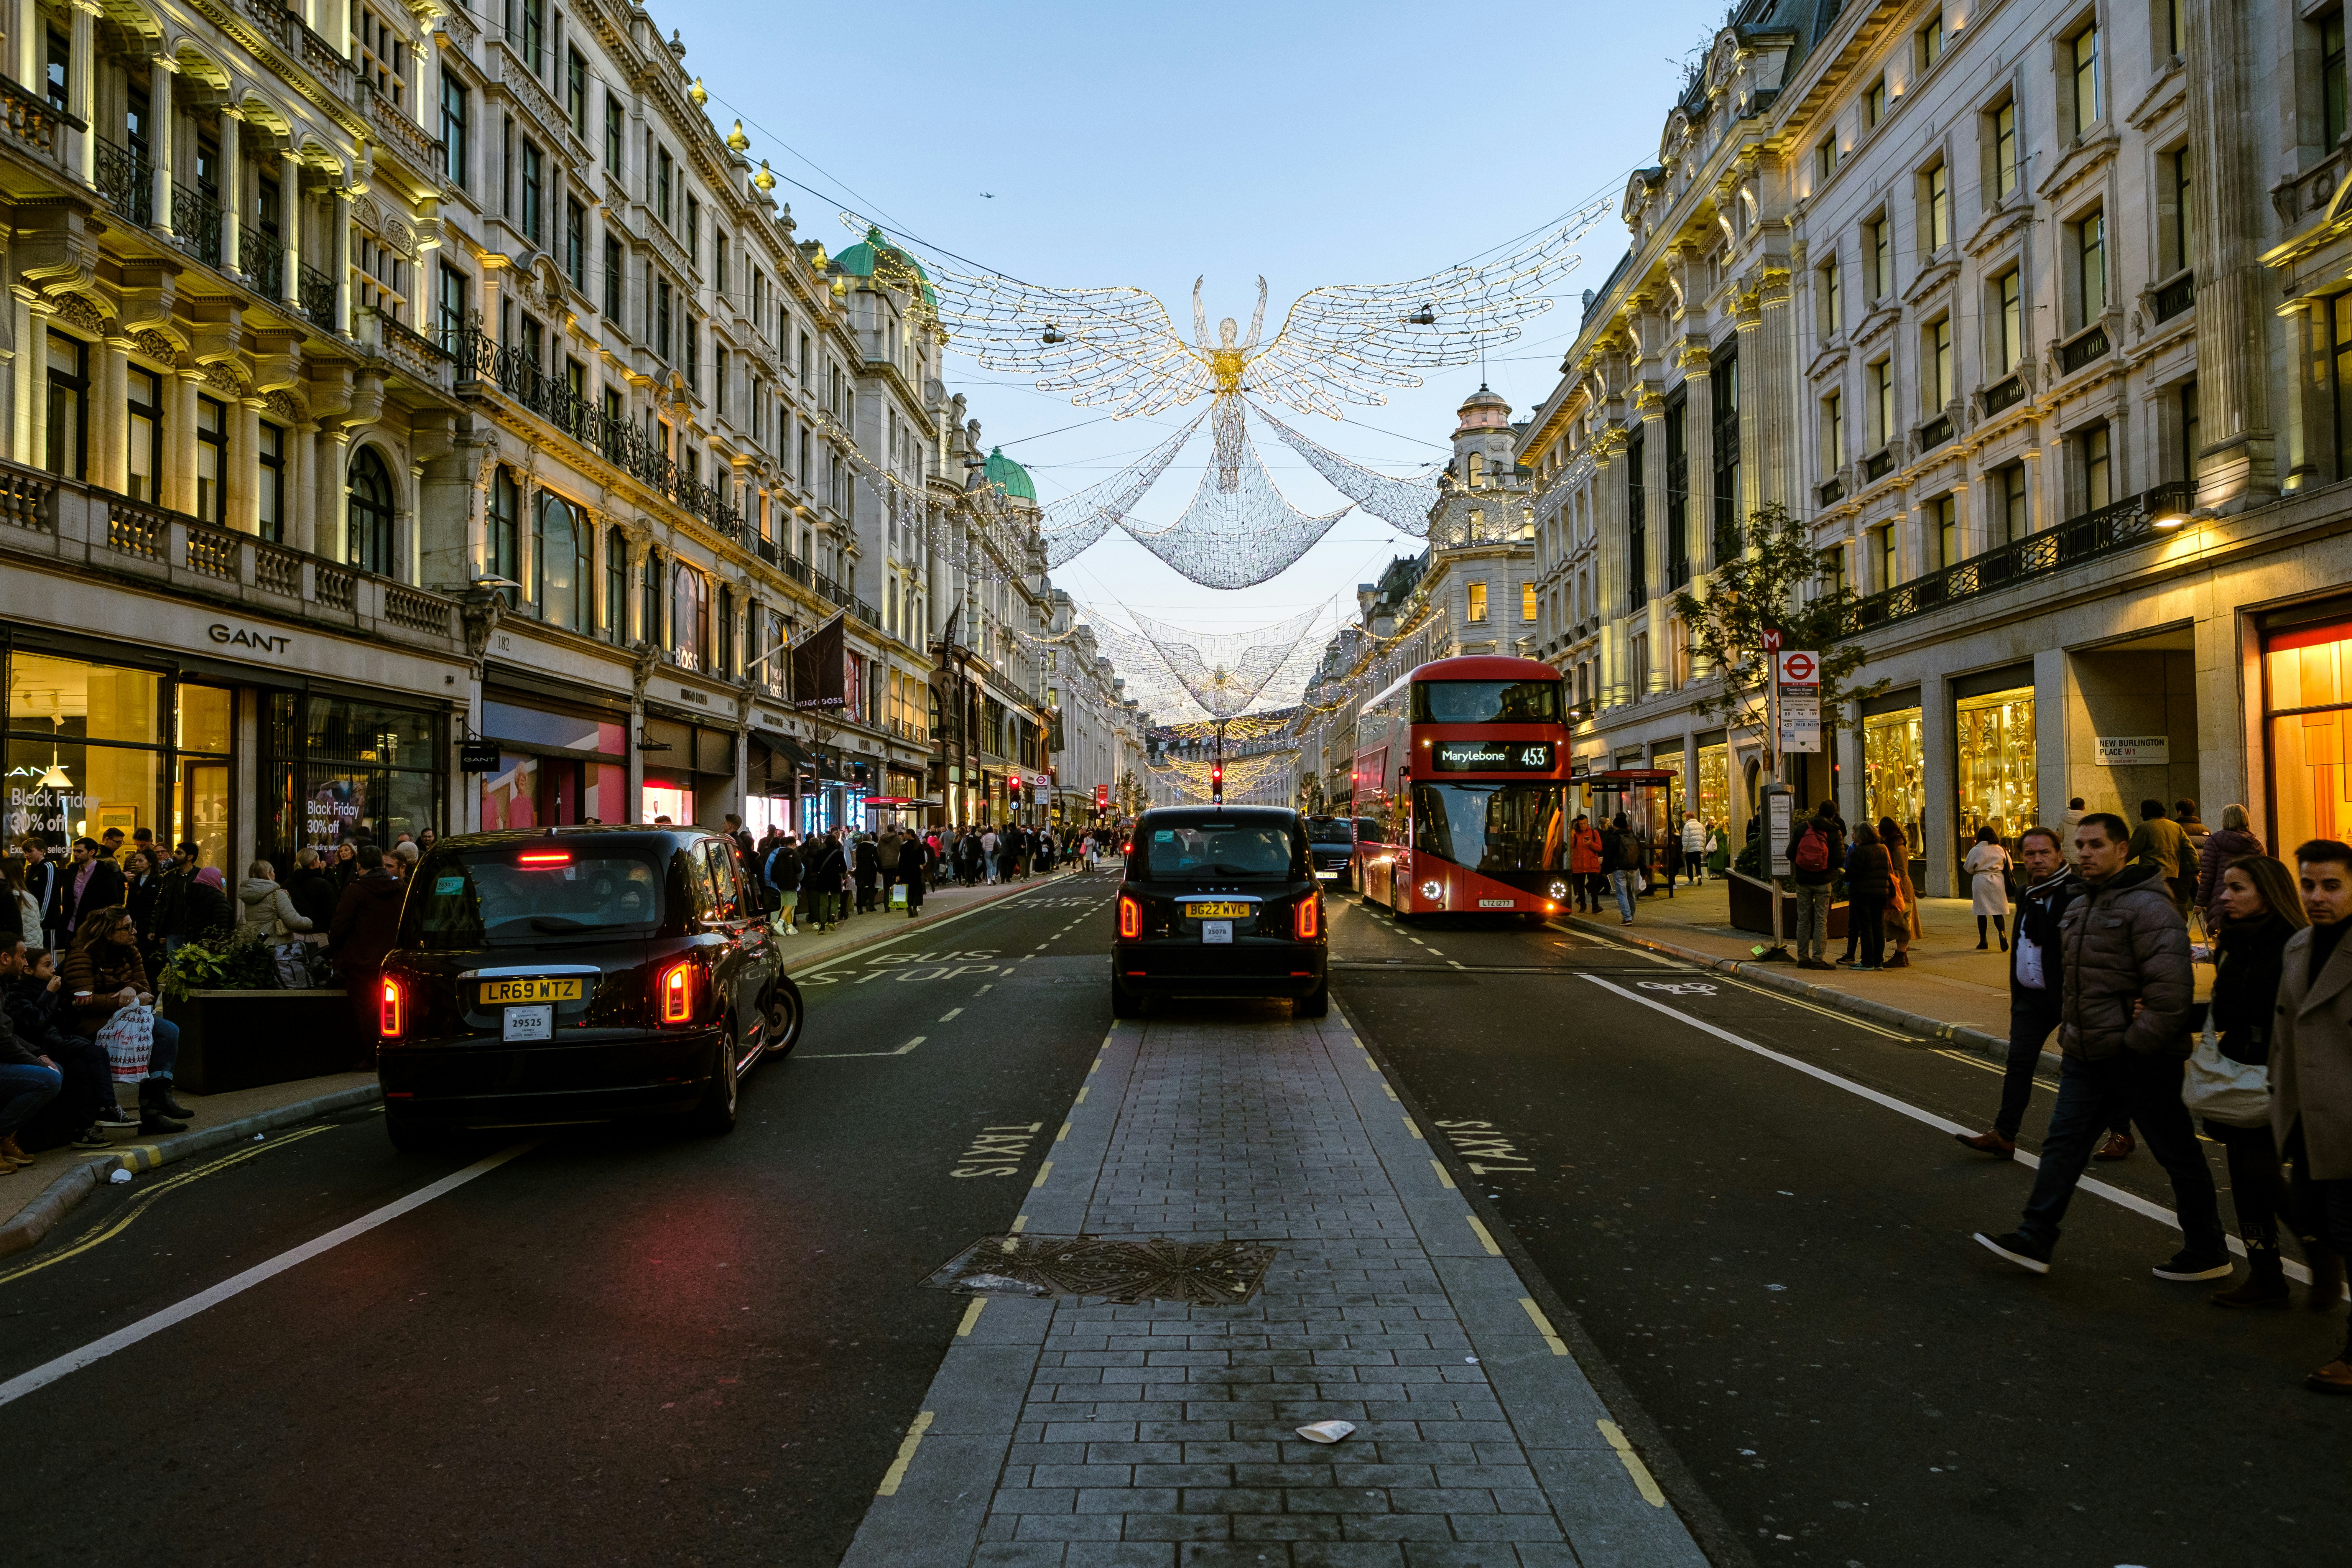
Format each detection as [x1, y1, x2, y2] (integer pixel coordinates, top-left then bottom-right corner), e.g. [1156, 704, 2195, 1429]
[1111, 805, 1328, 1018]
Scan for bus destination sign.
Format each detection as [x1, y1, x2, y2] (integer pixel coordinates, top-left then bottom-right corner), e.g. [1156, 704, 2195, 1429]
[1432, 740, 1555, 772]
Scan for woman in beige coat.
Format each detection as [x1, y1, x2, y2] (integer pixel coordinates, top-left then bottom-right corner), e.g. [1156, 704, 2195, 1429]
[1879, 818, 1924, 967]
[235, 861, 314, 940]
[2268, 840, 2352, 1394]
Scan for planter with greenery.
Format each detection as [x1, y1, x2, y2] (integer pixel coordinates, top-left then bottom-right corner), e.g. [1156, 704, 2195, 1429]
[158, 931, 355, 1095]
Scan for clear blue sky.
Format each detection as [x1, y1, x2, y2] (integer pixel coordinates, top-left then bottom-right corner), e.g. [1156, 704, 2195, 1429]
[673, 0, 1722, 639]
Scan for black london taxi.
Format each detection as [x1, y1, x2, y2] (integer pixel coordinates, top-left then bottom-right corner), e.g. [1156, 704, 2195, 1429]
[1112, 806, 1327, 1018]
[375, 826, 801, 1147]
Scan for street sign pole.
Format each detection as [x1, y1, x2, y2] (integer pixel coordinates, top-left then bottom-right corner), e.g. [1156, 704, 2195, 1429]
[1759, 628, 1793, 961]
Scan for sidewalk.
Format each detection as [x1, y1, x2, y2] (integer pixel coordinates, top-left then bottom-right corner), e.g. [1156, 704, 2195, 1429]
[1570, 876, 2018, 1049]
[843, 1010, 1707, 1568]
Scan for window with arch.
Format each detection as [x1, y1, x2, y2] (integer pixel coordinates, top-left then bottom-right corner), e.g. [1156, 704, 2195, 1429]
[535, 492, 588, 631]
[349, 445, 396, 576]
[671, 560, 708, 670]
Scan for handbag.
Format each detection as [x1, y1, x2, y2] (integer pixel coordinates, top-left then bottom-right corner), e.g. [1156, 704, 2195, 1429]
[2182, 1021, 2271, 1128]
[271, 940, 314, 989]
[96, 1002, 155, 1083]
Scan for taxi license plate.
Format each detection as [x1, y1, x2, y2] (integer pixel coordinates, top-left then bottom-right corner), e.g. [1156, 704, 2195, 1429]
[1185, 902, 1252, 919]
[479, 977, 584, 1007]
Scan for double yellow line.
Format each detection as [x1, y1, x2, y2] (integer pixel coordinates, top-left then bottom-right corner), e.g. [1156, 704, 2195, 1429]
[0, 1123, 340, 1287]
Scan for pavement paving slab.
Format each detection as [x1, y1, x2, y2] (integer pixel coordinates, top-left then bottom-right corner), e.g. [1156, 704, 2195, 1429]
[843, 1007, 1709, 1568]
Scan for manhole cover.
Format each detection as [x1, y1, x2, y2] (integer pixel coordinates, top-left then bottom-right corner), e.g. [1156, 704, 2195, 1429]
[923, 1234, 1278, 1306]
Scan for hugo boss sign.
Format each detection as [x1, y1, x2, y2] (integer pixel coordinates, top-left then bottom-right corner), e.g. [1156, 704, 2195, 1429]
[1431, 740, 1554, 772]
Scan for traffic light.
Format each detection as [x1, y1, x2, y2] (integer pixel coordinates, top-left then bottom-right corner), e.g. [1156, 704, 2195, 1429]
[1211, 760, 1224, 804]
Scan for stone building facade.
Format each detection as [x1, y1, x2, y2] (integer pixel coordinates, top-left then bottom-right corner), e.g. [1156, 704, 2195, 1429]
[1520, 0, 2352, 894]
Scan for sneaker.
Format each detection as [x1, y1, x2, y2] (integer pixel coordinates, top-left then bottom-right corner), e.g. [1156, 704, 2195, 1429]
[1974, 1230, 2051, 1274]
[1850, 963, 1881, 971]
[2152, 1248, 2234, 1282]
[95, 1104, 138, 1126]
[1955, 1129, 2017, 1158]
[70, 1126, 112, 1150]
[1621, 917, 1635, 926]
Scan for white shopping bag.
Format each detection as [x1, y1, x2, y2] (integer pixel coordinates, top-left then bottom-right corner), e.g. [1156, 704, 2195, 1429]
[97, 1002, 155, 1083]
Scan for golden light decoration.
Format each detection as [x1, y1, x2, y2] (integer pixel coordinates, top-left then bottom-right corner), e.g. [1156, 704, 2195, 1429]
[688, 76, 708, 107]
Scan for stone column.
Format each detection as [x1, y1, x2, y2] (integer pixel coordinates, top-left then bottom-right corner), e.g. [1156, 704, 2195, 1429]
[1680, 341, 1715, 573]
[219, 110, 241, 276]
[150, 59, 174, 237]
[13, 292, 41, 468]
[13, 0, 35, 91]
[330, 183, 352, 336]
[323, 427, 350, 561]
[67, 0, 92, 186]
[93, 333, 127, 491]
[1638, 387, 1668, 694]
[234, 395, 262, 533]
[1734, 286, 1765, 519]
[279, 155, 301, 308]
[1754, 263, 1794, 512]
[165, 366, 197, 514]
[2186, 0, 2274, 508]
[289, 417, 317, 553]
[1919, 670, 1956, 898]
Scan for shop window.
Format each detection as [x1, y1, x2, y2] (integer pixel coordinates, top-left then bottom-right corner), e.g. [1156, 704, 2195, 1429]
[2266, 620, 2352, 844]
[4, 652, 164, 858]
[1956, 687, 2036, 856]
[258, 422, 286, 543]
[535, 492, 587, 631]
[1696, 743, 1729, 835]
[125, 367, 163, 504]
[195, 396, 227, 525]
[266, 693, 441, 867]
[349, 444, 396, 576]
[1864, 708, 1925, 862]
[44, 331, 86, 480]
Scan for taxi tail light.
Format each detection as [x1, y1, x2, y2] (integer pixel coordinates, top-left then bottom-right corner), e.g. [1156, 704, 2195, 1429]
[1118, 894, 1142, 939]
[378, 976, 405, 1039]
[1294, 896, 1320, 940]
[656, 960, 698, 1025]
[516, 850, 572, 866]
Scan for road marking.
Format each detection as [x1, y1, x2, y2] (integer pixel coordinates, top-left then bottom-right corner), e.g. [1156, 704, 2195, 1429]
[1712, 974, 1911, 1039]
[938, 1007, 964, 1022]
[956, 1299, 987, 1337]
[0, 1141, 534, 1408]
[1010, 1214, 1028, 1233]
[1074, 1086, 1090, 1104]
[1430, 1160, 1456, 1190]
[1382, 1083, 1399, 1101]
[875, 1410, 935, 1496]
[1598, 1419, 1667, 1507]
[1465, 1215, 1502, 1255]
[0, 1123, 341, 1286]
[1031, 1160, 1054, 1189]
[1577, 972, 2313, 1274]
[1056, 1121, 1072, 1142]
[1402, 1117, 1423, 1139]
[1519, 1298, 1569, 1356]
[800, 1035, 926, 1060]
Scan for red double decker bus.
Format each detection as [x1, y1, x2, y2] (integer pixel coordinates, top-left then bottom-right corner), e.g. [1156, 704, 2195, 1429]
[1349, 655, 1573, 922]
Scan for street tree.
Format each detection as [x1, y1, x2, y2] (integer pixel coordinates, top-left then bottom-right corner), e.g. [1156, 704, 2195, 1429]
[1671, 503, 1887, 777]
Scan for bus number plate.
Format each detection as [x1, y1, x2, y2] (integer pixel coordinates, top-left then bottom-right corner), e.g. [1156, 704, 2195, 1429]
[480, 977, 584, 1006]
[1185, 903, 1251, 919]
[1478, 898, 1515, 909]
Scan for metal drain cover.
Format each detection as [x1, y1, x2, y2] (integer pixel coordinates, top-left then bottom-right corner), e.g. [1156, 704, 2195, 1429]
[924, 1234, 1278, 1306]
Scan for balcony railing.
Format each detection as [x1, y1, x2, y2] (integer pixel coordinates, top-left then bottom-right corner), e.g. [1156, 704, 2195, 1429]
[1982, 375, 2025, 417]
[2057, 322, 2110, 375]
[360, 79, 442, 176]
[0, 76, 80, 162]
[94, 137, 152, 226]
[1918, 414, 1953, 452]
[1862, 448, 1893, 482]
[446, 323, 747, 541]
[1839, 480, 2191, 638]
[240, 227, 283, 298]
[298, 262, 336, 331]
[171, 182, 223, 268]
[2154, 269, 2196, 323]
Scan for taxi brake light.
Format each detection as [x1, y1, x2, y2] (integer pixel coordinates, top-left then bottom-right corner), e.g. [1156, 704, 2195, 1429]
[657, 960, 696, 1024]
[517, 851, 572, 866]
[1118, 894, 1142, 939]
[1294, 896, 1319, 940]
[378, 976, 404, 1039]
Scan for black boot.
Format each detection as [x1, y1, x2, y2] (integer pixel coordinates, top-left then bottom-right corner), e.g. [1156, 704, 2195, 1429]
[153, 1080, 193, 1119]
[2211, 1247, 2291, 1309]
[2308, 1241, 2347, 1313]
[137, 1079, 187, 1134]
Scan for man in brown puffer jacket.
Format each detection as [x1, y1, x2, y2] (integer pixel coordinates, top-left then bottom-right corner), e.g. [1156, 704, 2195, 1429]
[1973, 811, 2227, 1280]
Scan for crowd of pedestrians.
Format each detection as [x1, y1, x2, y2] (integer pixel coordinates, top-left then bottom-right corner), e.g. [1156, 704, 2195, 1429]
[741, 819, 1090, 938]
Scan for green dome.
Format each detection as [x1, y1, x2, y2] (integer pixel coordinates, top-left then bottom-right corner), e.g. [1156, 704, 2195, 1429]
[830, 225, 938, 310]
[983, 447, 1036, 501]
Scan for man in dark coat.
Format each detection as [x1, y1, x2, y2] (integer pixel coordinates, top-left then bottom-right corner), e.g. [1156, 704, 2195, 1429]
[53, 838, 125, 937]
[286, 847, 341, 933]
[1974, 812, 2227, 1281]
[329, 846, 406, 1063]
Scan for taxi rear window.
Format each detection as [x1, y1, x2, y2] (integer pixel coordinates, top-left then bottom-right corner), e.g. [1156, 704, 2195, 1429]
[403, 844, 668, 948]
[1133, 819, 1302, 882]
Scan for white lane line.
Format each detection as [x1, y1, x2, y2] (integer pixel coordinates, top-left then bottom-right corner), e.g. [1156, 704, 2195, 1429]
[1577, 973, 2316, 1278]
[802, 1035, 927, 1060]
[938, 1007, 964, 1022]
[793, 887, 1050, 976]
[0, 1141, 536, 1408]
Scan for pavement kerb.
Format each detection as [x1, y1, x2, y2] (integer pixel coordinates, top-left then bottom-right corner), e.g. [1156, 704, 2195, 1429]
[0, 1081, 385, 1261]
[1561, 913, 2063, 1077]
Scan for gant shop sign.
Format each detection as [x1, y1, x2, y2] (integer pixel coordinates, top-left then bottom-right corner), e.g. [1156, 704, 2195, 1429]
[208, 622, 294, 656]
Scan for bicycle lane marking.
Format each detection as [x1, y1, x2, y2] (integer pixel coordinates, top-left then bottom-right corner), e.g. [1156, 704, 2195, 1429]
[0, 1140, 536, 1408]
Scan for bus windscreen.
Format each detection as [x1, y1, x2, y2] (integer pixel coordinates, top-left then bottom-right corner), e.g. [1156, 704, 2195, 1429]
[1410, 783, 1567, 874]
[1410, 680, 1562, 724]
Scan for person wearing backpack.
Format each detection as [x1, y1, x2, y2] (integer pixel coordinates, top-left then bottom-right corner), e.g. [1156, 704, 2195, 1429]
[764, 836, 803, 936]
[1598, 813, 1641, 925]
[1788, 801, 1843, 968]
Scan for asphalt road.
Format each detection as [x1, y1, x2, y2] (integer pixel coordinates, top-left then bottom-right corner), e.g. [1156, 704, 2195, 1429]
[0, 871, 1120, 1568]
[1329, 888, 2349, 1568]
